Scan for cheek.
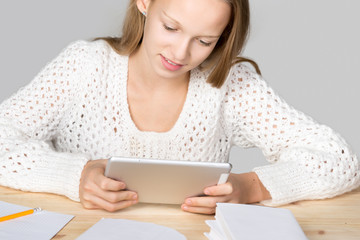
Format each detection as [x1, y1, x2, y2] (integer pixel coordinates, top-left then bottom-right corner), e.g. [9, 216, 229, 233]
[191, 46, 216, 65]
[143, 20, 165, 47]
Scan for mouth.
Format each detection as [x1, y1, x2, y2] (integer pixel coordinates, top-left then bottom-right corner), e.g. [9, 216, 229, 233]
[161, 55, 183, 66]
[160, 55, 184, 71]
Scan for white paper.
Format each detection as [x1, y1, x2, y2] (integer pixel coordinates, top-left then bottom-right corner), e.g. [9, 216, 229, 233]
[204, 220, 226, 240]
[0, 201, 74, 240]
[76, 218, 187, 240]
[214, 203, 308, 240]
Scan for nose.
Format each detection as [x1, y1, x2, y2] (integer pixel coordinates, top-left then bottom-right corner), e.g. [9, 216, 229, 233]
[172, 37, 191, 62]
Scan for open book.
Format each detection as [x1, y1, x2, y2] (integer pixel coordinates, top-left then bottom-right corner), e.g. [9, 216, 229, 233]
[204, 203, 308, 240]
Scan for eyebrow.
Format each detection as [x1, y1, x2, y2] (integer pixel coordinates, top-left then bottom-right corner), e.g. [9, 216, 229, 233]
[162, 10, 221, 39]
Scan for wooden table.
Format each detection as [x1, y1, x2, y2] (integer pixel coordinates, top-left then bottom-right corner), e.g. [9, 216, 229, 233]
[1, 186, 359, 239]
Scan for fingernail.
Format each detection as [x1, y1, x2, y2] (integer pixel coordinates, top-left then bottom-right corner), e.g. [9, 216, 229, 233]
[132, 194, 138, 200]
[204, 189, 210, 195]
[186, 199, 192, 205]
[182, 204, 188, 210]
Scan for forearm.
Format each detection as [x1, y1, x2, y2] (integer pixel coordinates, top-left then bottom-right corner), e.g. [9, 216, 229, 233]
[230, 172, 271, 203]
[0, 144, 89, 201]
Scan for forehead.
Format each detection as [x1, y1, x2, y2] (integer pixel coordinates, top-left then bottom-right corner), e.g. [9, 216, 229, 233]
[151, 0, 231, 35]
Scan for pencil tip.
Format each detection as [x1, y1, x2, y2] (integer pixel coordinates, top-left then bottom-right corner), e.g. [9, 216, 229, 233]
[34, 207, 42, 212]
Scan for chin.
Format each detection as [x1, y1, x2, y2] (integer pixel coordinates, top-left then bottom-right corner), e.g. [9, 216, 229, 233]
[158, 69, 185, 80]
[156, 64, 188, 80]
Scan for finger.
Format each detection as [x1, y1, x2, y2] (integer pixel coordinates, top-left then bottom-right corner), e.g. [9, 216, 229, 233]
[81, 185, 138, 210]
[181, 204, 215, 215]
[84, 193, 138, 212]
[81, 176, 137, 203]
[204, 182, 233, 196]
[85, 179, 138, 203]
[100, 190, 138, 203]
[184, 196, 218, 208]
[95, 174, 127, 191]
[80, 198, 99, 210]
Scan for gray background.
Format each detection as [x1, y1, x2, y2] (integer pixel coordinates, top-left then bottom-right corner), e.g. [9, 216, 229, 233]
[0, 0, 358, 173]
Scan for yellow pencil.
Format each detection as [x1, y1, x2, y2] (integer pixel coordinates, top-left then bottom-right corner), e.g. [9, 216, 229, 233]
[0, 207, 42, 222]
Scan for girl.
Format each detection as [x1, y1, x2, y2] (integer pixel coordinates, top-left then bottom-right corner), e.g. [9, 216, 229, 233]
[0, 0, 359, 215]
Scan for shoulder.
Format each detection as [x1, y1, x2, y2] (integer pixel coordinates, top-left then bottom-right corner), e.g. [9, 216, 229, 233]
[59, 39, 116, 60]
[55, 39, 129, 76]
[223, 62, 270, 98]
[227, 63, 263, 86]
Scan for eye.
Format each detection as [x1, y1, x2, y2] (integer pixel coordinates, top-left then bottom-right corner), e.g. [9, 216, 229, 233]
[199, 39, 212, 47]
[163, 24, 176, 31]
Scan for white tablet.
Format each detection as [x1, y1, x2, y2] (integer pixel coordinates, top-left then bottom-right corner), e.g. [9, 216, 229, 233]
[105, 156, 232, 204]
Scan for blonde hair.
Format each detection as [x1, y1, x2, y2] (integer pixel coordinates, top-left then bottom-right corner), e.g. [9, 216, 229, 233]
[96, 0, 260, 88]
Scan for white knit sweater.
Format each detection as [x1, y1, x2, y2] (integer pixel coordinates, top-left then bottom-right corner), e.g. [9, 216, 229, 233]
[0, 40, 359, 206]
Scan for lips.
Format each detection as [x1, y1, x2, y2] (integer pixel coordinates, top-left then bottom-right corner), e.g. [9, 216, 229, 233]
[160, 55, 184, 71]
[164, 57, 180, 66]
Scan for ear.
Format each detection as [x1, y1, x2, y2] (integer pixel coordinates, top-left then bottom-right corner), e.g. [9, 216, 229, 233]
[136, 0, 151, 15]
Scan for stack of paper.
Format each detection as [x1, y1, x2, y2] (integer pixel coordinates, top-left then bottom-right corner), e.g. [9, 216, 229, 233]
[204, 203, 308, 240]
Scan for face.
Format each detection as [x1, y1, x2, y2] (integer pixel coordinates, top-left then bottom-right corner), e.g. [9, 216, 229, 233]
[136, 0, 231, 80]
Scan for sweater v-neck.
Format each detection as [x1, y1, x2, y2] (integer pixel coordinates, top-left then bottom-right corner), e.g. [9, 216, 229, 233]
[117, 55, 196, 137]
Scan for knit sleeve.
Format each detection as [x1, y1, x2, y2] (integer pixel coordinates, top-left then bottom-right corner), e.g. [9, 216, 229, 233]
[225, 64, 360, 206]
[0, 41, 92, 201]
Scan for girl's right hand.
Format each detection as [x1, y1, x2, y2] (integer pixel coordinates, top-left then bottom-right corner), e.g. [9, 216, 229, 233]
[79, 159, 138, 212]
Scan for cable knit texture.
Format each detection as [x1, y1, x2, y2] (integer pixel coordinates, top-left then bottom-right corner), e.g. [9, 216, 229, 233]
[0, 40, 359, 204]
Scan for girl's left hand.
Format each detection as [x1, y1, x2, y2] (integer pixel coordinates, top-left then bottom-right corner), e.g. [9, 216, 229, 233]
[181, 172, 271, 214]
